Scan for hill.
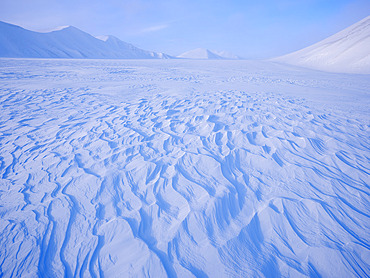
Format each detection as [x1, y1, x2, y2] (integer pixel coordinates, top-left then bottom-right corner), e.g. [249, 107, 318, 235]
[274, 16, 370, 74]
[177, 48, 240, 60]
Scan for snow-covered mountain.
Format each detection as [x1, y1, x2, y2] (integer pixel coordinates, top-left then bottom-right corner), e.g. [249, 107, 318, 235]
[212, 50, 242, 60]
[0, 21, 171, 59]
[274, 16, 370, 74]
[177, 48, 223, 59]
[177, 48, 240, 60]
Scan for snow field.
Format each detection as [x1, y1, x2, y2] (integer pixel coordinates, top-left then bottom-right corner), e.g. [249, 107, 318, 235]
[0, 59, 369, 277]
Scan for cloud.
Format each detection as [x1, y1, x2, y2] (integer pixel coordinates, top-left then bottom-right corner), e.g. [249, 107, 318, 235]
[141, 24, 168, 33]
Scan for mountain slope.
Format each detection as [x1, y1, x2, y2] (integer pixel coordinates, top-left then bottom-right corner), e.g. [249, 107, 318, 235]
[98, 35, 172, 59]
[0, 21, 170, 59]
[274, 16, 370, 73]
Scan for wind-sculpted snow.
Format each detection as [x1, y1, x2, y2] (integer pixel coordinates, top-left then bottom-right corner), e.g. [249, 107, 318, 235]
[0, 59, 369, 277]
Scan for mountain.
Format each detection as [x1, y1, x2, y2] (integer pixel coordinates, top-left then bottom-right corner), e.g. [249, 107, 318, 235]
[274, 16, 370, 74]
[97, 35, 172, 59]
[212, 50, 242, 60]
[177, 48, 223, 59]
[177, 48, 240, 60]
[0, 21, 171, 59]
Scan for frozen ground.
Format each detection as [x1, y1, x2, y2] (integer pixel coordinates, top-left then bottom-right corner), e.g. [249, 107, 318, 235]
[0, 59, 369, 277]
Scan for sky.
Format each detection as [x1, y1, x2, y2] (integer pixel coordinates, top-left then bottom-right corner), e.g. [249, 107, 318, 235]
[0, 0, 369, 58]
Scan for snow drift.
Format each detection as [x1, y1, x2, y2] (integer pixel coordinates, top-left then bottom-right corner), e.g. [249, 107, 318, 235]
[0, 21, 171, 59]
[0, 58, 369, 277]
[274, 16, 370, 74]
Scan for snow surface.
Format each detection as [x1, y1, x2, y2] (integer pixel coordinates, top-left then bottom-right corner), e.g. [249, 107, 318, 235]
[0, 21, 170, 59]
[177, 48, 240, 60]
[0, 58, 369, 277]
[274, 15, 370, 74]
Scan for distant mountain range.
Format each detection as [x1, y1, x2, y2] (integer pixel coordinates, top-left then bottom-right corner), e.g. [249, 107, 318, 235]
[1, 16, 369, 72]
[0, 21, 172, 59]
[0, 21, 243, 60]
[274, 15, 370, 74]
[177, 48, 241, 60]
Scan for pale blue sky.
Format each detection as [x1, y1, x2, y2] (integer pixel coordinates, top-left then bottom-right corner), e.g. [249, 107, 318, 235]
[0, 0, 369, 58]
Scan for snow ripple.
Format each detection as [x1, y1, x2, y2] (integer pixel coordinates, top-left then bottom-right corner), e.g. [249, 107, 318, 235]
[0, 60, 369, 277]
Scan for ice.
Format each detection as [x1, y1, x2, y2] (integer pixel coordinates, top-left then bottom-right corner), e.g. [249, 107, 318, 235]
[0, 58, 369, 277]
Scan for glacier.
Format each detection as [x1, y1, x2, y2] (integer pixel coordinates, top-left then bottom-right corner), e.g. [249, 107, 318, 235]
[0, 58, 369, 277]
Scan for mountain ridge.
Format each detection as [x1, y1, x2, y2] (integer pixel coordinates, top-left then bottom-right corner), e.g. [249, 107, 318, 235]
[0, 21, 171, 59]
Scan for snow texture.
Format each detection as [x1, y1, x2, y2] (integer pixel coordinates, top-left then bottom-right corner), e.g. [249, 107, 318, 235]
[274, 15, 370, 74]
[0, 21, 171, 59]
[0, 58, 369, 277]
